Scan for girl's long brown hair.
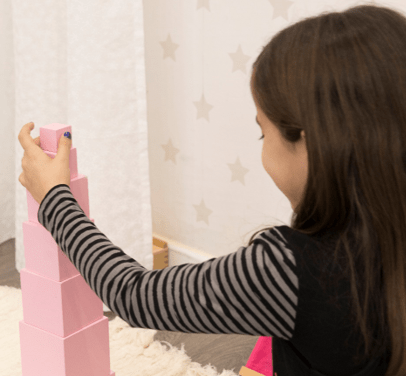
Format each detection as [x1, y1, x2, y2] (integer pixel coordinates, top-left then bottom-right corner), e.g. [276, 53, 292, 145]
[248, 4, 406, 375]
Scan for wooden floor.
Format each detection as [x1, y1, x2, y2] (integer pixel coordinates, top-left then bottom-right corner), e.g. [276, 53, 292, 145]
[0, 238, 259, 375]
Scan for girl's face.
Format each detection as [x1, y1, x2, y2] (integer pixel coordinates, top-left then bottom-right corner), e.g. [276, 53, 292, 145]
[254, 102, 308, 212]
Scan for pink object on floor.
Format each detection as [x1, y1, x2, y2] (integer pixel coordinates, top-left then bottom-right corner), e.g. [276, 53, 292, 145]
[19, 123, 116, 376]
[239, 336, 274, 376]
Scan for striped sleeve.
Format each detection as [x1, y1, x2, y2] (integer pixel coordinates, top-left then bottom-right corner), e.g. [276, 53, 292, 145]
[38, 184, 299, 338]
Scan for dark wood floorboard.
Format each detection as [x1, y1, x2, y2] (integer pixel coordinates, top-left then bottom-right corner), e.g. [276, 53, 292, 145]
[0, 238, 258, 375]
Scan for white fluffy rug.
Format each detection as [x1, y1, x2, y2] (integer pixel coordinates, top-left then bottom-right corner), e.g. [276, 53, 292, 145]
[0, 286, 238, 376]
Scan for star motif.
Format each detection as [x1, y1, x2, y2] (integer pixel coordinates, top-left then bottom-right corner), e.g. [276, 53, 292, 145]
[229, 45, 251, 74]
[161, 139, 180, 164]
[193, 94, 214, 121]
[268, 0, 295, 20]
[197, 0, 210, 11]
[160, 34, 179, 61]
[193, 199, 213, 225]
[227, 157, 250, 185]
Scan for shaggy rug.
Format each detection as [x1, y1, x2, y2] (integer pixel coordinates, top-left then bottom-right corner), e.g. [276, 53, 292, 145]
[0, 286, 239, 376]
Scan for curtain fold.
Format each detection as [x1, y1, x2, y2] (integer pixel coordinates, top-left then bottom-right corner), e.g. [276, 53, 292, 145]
[1, 0, 152, 309]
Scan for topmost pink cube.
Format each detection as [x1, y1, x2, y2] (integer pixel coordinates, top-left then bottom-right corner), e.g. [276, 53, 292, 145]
[39, 123, 73, 153]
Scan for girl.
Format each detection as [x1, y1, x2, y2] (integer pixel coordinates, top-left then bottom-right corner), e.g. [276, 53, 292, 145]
[19, 3, 405, 376]
[243, 3, 405, 375]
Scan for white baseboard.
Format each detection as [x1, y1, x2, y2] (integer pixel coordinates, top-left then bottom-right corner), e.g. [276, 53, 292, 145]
[152, 232, 215, 267]
[167, 242, 215, 266]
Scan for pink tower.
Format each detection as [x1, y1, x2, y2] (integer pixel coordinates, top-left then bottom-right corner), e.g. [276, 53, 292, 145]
[19, 123, 115, 376]
[239, 336, 274, 376]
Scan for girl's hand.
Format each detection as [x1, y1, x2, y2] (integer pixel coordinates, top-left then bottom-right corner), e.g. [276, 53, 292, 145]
[18, 122, 72, 205]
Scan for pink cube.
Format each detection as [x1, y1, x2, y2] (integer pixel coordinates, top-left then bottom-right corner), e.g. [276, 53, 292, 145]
[23, 218, 95, 282]
[19, 316, 115, 376]
[39, 123, 73, 154]
[20, 268, 103, 337]
[27, 174, 90, 224]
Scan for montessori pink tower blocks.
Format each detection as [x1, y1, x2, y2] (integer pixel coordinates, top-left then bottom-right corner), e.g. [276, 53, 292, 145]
[19, 123, 115, 376]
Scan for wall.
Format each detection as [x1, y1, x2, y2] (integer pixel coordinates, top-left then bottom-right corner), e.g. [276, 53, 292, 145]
[143, 0, 309, 260]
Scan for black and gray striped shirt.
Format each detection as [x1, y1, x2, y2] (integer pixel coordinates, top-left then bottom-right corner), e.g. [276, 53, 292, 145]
[38, 184, 388, 375]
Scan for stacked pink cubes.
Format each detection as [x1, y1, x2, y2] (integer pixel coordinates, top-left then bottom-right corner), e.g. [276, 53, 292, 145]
[19, 123, 115, 376]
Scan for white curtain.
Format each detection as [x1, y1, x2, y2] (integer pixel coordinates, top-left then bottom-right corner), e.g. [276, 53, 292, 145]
[0, 0, 153, 307]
